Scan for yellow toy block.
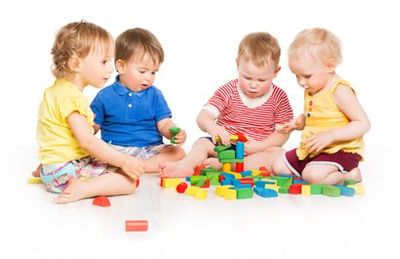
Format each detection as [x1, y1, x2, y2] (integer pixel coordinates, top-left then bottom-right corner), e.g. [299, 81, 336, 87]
[162, 178, 183, 188]
[224, 189, 237, 200]
[230, 135, 239, 142]
[194, 188, 207, 200]
[265, 184, 279, 192]
[27, 177, 42, 184]
[222, 163, 232, 172]
[301, 184, 311, 195]
[251, 169, 262, 176]
[231, 172, 242, 179]
[348, 183, 365, 194]
[185, 186, 199, 196]
[216, 185, 234, 197]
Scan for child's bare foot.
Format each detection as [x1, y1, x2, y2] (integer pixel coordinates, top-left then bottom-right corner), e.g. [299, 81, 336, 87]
[159, 162, 194, 177]
[203, 157, 222, 170]
[32, 164, 42, 177]
[54, 178, 89, 204]
[345, 167, 362, 183]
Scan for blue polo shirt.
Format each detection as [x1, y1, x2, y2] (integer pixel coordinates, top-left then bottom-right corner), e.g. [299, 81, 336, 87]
[90, 77, 172, 147]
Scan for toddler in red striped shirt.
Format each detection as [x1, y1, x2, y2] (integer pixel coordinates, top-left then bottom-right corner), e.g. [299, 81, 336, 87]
[160, 32, 293, 177]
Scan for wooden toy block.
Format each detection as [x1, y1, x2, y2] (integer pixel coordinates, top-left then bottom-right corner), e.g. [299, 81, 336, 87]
[190, 175, 206, 185]
[336, 185, 355, 197]
[301, 185, 311, 195]
[169, 127, 181, 144]
[322, 185, 341, 197]
[240, 170, 252, 177]
[222, 163, 232, 172]
[162, 178, 183, 188]
[92, 196, 110, 207]
[347, 183, 365, 194]
[176, 182, 188, 193]
[235, 162, 244, 173]
[230, 135, 239, 142]
[125, 220, 148, 231]
[278, 187, 289, 194]
[185, 186, 199, 196]
[27, 177, 42, 184]
[223, 189, 237, 200]
[214, 144, 231, 153]
[220, 158, 244, 163]
[265, 184, 279, 192]
[201, 166, 218, 174]
[194, 188, 208, 199]
[236, 188, 253, 199]
[254, 186, 278, 198]
[288, 184, 302, 194]
[216, 185, 233, 197]
[344, 179, 357, 186]
[235, 141, 244, 159]
[219, 150, 235, 160]
[240, 178, 254, 187]
[193, 164, 206, 175]
[310, 184, 324, 194]
[235, 132, 248, 142]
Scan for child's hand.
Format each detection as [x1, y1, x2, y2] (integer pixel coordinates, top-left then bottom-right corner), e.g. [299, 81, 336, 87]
[209, 125, 230, 146]
[277, 116, 304, 134]
[305, 131, 334, 155]
[120, 156, 145, 180]
[173, 129, 187, 146]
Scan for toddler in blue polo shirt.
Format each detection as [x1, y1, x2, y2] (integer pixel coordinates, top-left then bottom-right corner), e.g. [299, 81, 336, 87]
[91, 28, 186, 173]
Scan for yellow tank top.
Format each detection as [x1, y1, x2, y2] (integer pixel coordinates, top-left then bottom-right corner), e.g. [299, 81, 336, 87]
[297, 79, 364, 160]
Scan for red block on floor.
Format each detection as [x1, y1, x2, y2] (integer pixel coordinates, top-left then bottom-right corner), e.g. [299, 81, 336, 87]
[288, 184, 302, 195]
[125, 220, 148, 231]
[92, 196, 110, 207]
[176, 182, 188, 193]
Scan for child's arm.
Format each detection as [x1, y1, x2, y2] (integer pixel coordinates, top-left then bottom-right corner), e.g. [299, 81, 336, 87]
[276, 114, 305, 134]
[157, 118, 187, 145]
[67, 112, 145, 180]
[245, 131, 290, 155]
[197, 109, 231, 146]
[305, 86, 371, 154]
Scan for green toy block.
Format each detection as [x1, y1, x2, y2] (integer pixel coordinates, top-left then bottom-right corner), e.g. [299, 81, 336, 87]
[278, 187, 289, 194]
[322, 185, 340, 197]
[214, 145, 231, 153]
[236, 188, 254, 199]
[344, 179, 357, 186]
[219, 158, 244, 163]
[219, 150, 235, 160]
[310, 184, 324, 194]
[169, 127, 181, 144]
[201, 166, 218, 173]
[190, 175, 206, 185]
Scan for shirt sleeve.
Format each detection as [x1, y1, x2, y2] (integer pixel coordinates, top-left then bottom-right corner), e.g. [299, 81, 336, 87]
[274, 89, 294, 124]
[206, 84, 231, 113]
[90, 94, 105, 126]
[154, 90, 172, 122]
[58, 93, 91, 121]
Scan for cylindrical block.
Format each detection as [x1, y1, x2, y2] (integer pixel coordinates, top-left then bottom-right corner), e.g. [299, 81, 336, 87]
[125, 220, 148, 231]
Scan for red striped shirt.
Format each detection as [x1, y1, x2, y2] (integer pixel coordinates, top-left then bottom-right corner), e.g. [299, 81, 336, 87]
[207, 79, 293, 141]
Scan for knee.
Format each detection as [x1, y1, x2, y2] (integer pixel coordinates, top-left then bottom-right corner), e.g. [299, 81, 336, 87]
[171, 146, 185, 160]
[302, 169, 324, 184]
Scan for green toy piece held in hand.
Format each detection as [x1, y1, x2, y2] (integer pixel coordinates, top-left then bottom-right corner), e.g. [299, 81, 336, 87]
[169, 127, 181, 144]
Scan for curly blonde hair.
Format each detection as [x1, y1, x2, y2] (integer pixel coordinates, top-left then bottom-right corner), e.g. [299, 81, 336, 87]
[288, 28, 342, 65]
[51, 21, 113, 79]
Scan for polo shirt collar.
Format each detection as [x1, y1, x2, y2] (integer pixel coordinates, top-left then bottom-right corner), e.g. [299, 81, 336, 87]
[112, 75, 131, 96]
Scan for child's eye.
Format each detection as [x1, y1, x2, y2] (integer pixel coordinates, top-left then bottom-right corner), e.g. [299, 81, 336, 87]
[244, 76, 251, 80]
[139, 70, 146, 74]
[151, 71, 157, 75]
[259, 79, 267, 82]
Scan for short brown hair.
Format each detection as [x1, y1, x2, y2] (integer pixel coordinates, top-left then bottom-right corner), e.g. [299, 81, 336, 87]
[115, 28, 164, 66]
[51, 21, 113, 79]
[237, 32, 281, 68]
[288, 28, 342, 65]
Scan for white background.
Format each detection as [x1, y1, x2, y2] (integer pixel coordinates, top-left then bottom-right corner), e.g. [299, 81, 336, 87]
[0, 0, 399, 258]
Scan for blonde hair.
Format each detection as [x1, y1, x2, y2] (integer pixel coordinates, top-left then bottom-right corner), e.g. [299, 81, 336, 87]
[51, 21, 113, 79]
[237, 32, 281, 69]
[288, 28, 342, 65]
[115, 28, 164, 66]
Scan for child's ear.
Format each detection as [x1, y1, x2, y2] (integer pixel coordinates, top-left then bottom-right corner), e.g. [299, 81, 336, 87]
[68, 55, 81, 73]
[115, 59, 126, 74]
[326, 58, 337, 73]
[236, 58, 239, 69]
[273, 65, 281, 77]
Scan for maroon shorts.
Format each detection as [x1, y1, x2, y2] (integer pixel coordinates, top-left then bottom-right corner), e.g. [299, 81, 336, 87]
[283, 148, 362, 178]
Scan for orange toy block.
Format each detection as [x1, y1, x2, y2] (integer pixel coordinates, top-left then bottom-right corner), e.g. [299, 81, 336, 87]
[92, 196, 110, 207]
[125, 220, 148, 231]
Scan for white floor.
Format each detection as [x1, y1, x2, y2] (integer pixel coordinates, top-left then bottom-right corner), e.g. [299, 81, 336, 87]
[1, 145, 398, 259]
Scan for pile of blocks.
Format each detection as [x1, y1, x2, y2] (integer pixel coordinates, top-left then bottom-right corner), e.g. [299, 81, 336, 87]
[160, 133, 365, 200]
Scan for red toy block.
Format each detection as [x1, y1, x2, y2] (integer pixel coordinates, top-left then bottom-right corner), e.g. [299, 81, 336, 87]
[193, 164, 206, 176]
[235, 132, 248, 142]
[235, 162, 244, 172]
[200, 179, 210, 188]
[176, 182, 188, 193]
[259, 166, 271, 176]
[240, 178, 254, 187]
[125, 220, 148, 231]
[218, 175, 225, 182]
[288, 184, 302, 194]
[92, 196, 110, 207]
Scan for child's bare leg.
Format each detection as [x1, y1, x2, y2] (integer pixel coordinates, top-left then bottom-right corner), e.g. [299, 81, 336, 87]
[302, 164, 361, 185]
[32, 164, 42, 177]
[54, 172, 135, 204]
[245, 147, 284, 172]
[270, 148, 293, 175]
[143, 146, 185, 173]
[159, 138, 215, 177]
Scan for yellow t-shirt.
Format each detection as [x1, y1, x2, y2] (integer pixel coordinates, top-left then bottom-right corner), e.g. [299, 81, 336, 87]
[37, 79, 94, 164]
[297, 79, 364, 160]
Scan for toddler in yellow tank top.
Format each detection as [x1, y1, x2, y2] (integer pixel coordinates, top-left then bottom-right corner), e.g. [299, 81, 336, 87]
[271, 28, 370, 185]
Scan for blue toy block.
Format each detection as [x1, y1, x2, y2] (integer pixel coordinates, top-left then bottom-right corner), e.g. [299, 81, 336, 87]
[254, 186, 278, 198]
[336, 185, 356, 197]
[236, 141, 244, 159]
[240, 170, 253, 177]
